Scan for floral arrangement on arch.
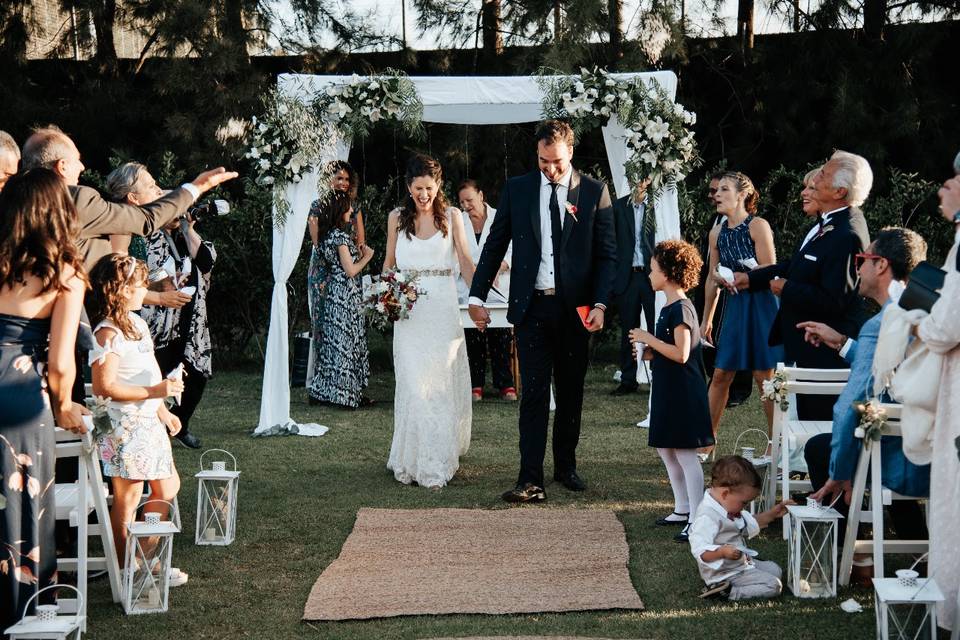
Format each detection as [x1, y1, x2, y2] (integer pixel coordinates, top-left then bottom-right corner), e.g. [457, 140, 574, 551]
[761, 370, 790, 412]
[245, 88, 336, 227]
[854, 399, 888, 442]
[313, 70, 424, 142]
[539, 66, 699, 197]
[361, 268, 426, 331]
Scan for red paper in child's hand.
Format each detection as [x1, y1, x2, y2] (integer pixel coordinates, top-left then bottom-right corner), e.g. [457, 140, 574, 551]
[576, 305, 591, 329]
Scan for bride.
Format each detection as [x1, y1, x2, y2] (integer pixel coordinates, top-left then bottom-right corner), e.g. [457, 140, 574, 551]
[383, 154, 476, 488]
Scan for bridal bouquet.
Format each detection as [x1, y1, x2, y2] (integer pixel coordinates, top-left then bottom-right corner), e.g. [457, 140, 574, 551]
[362, 268, 426, 330]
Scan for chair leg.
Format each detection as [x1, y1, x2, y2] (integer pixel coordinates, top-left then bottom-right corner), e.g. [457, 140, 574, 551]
[86, 433, 122, 603]
[870, 442, 885, 579]
[768, 412, 783, 522]
[840, 441, 871, 586]
[781, 427, 791, 541]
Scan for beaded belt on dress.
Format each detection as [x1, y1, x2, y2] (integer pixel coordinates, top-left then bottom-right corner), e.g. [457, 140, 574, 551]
[417, 268, 453, 277]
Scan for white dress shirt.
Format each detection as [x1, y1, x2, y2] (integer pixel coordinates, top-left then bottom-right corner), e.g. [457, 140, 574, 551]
[689, 490, 762, 585]
[800, 206, 846, 251]
[632, 201, 648, 268]
[458, 203, 511, 304]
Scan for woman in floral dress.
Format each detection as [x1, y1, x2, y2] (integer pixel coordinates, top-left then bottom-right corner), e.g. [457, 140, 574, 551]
[0, 169, 87, 629]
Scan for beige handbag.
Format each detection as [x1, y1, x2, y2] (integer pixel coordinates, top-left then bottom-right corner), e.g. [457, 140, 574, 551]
[889, 339, 943, 465]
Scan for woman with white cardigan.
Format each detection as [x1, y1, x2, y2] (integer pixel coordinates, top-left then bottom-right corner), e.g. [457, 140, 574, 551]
[457, 180, 516, 402]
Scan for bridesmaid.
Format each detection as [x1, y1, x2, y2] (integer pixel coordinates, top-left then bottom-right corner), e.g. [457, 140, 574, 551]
[0, 169, 87, 629]
[701, 172, 782, 454]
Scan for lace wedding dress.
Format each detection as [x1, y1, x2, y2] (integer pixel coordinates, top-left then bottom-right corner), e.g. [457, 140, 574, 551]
[388, 209, 472, 488]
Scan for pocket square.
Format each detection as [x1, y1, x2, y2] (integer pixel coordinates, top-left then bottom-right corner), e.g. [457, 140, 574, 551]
[803, 254, 817, 262]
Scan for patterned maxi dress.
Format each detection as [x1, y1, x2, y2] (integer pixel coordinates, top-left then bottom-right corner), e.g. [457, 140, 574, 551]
[307, 228, 369, 407]
[307, 200, 330, 384]
[0, 314, 57, 630]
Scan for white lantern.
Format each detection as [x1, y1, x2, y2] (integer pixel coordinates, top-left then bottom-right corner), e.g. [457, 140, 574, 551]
[734, 429, 773, 514]
[4, 585, 85, 639]
[195, 449, 240, 546]
[122, 502, 178, 615]
[786, 502, 843, 598]
[873, 575, 944, 640]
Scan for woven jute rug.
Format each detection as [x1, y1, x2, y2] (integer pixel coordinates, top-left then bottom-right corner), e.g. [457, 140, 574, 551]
[303, 508, 644, 621]
[426, 637, 642, 639]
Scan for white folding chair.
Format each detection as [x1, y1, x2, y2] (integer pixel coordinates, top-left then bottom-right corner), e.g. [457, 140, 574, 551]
[838, 403, 928, 586]
[767, 363, 849, 539]
[54, 427, 123, 627]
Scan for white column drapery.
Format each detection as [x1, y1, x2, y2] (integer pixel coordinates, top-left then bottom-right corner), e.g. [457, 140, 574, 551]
[255, 72, 683, 435]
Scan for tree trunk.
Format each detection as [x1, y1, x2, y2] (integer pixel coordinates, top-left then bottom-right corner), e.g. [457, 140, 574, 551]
[91, 0, 118, 74]
[553, 0, 561, 41]
[481, 0, 502, 56]
[736, 0, 754, 51]
[792, 0, 801, 31]
[608, 0, 623, 66]
[864, 0, 886, 41]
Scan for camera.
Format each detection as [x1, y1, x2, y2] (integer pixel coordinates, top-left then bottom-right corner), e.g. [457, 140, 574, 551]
[184, 199, 229, 224]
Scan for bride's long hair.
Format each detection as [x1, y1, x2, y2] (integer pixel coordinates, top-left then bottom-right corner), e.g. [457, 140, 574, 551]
[398, 154, 449, 240]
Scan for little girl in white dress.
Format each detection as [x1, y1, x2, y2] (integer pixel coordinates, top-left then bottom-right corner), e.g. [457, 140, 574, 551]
[88, 254, 187, 584]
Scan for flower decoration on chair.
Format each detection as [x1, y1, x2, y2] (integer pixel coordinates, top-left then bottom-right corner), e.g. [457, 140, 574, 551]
[83, 395, 114, 448]
[854, 399, 888, 442]
[245, 88, 336, 228]
[539, 67, 699, 198]
[361, 268, 426, 331]
[312, 70, 424, 142]
[761, 370, 790, 411]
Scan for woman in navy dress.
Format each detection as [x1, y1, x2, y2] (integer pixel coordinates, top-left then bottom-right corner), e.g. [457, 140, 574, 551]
[630, 240, 714, 543]
[701, 172, 783, 453]
[0, 170, 87, 629]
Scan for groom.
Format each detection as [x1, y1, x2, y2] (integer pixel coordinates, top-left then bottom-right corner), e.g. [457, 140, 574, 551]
[469, 120, 617, 503]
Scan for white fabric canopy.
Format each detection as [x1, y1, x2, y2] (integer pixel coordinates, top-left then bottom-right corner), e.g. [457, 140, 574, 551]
[256, 72, 683, 435]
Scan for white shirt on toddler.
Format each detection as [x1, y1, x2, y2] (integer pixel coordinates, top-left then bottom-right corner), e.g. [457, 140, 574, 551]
[688, 489, 762, 585]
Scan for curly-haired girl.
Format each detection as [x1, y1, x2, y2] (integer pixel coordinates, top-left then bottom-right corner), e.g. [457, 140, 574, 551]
[630, 239, 714, 543]
[87, 253, 187, 584]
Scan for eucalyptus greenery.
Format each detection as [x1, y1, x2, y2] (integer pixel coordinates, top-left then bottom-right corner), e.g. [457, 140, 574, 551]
[312, 69, 424, 143]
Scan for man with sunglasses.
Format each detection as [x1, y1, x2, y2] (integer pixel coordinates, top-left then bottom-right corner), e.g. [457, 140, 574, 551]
[796, 227, 930, 583]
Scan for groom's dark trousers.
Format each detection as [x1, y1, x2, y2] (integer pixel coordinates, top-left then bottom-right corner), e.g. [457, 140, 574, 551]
[470, 169, 616, 488]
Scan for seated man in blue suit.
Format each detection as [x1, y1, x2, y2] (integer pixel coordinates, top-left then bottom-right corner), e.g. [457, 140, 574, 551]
[799, 227, 930, 575]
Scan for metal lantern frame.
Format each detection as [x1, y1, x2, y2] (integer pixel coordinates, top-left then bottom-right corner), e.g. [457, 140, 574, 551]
[786, 503, 843, 598]
[872, 577, 944, 640]
[122, 499, 178, 615]
[4, 584, 85, 639]
[195, 449, 240, 546]
[734, 428, 774, 514]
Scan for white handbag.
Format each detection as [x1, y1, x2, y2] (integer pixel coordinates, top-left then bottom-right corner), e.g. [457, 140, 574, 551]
[889, 339, 943, 465]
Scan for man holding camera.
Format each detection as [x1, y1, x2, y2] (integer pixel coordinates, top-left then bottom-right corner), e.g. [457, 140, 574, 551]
[105, 162, 219, 449]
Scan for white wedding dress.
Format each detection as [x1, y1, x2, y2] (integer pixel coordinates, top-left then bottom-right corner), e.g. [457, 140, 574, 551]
[388, 209, 472, 488]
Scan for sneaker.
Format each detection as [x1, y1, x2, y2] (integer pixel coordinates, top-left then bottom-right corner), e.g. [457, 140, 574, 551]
[471, 388, 483, 402]
[168, 567, 189, 587]
[500, 387, 518, 401]
[699, 580, 732, 599]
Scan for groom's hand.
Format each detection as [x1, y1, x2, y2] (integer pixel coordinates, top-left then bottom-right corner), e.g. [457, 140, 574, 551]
[469, 304, 491, 332]
[585, 307, 604, 333]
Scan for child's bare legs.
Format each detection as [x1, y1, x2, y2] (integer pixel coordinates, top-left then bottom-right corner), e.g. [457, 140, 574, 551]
[140, 468, 181, 560]
[110, 477, 145, 568]
[705, 368, 736, 454]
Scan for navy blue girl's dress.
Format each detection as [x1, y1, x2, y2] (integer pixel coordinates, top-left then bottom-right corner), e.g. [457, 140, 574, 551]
[715, 217, 784, 371]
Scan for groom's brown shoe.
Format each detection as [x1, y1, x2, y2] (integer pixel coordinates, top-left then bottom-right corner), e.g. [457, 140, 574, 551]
[501, 483, 546, 503]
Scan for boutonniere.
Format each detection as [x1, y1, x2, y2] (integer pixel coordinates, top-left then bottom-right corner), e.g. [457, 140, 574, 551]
[821, 225, 835, 234]
[565, 202, 578, 223]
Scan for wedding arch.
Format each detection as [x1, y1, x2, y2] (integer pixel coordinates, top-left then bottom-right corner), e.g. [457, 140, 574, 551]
[255, 71, 685, 436]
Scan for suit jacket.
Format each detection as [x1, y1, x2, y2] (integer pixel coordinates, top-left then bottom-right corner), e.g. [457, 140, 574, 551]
[470, 169, 616, 325]
[457, 204, 511, 304]
[828, 304, 930, 497]
[71, 185, 194, 270]
[612, 195, 655, 296]
[748, 207, 870, 367]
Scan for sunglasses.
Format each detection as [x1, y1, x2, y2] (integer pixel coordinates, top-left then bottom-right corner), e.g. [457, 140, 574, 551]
[855, 252, 882, 269]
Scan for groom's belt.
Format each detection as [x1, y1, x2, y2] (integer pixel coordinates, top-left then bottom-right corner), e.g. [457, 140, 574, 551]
[533, 288, 557, 297]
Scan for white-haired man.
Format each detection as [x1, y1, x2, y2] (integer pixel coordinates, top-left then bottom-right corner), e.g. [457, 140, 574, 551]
[734, 150, 871, 418]
[0, 130, 19, 192]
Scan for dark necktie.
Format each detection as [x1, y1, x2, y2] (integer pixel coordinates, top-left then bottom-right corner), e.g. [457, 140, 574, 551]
[549, 183, 563, 291]
[640, 201, 656, 259]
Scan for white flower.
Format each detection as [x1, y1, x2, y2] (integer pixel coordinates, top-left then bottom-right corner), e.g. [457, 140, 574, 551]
[326, 85, 342, 97]
[619, 91, 629, 101]
[262, 176, 274, 185]
[369, 107, 382, 123]
[278, 103, 288, 116]
[376, 281, 389, 293]
[600, 106, 611, 116]
[663, 159, 679, 174]
[376, 302, 386, 313]
[574, 81, 585, 93]
[383, 101, 400, 117]
[258, 123, 268, 133]
[292, 173, 302, 183]
[395, 271, 407, 283]
[561, 92, 572, 101]
[640, 150, 658, 166]
[605, 78, 616, 87]
[587, 88, 599, 97]
[288, 159, 301, 174]
[644, 117, 671, 144]
[248, 147, 260, 159]
[603, 94, 616, 104]
[368, 81, 380, 90]
[259, 159, 271, 170]
[328, 100, 352, 119]
[261, 144, 272, 154]
[673, 103, 685, 117]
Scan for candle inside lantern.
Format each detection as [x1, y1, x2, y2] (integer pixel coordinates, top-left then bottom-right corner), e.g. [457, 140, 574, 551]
[145, 512, 161, 525]
[741, 446, 755, 460]
[212, 461, 226, 472]
[205, 526, 217, 541]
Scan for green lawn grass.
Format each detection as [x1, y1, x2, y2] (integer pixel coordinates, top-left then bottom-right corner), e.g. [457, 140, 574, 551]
[85, 341, 879, 640]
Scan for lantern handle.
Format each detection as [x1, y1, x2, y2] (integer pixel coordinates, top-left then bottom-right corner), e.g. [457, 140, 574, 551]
[200, 448, 237, 471]
[732, 428, 772, 454]
[19, 583, 84, 626]
[138, 498, 177, 520]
